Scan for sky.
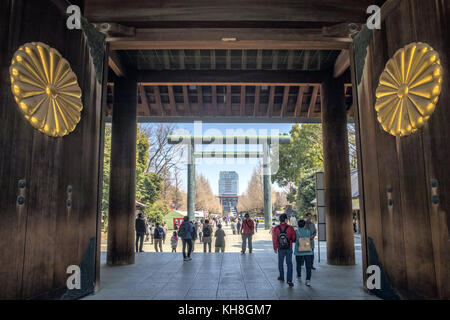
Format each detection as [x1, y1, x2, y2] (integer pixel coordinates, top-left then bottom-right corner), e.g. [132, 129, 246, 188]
[147, 122, 294, 196]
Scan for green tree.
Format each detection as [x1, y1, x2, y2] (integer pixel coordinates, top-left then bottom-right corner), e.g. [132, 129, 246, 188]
[272, 124, 323, 216]
[143, 199, 170, 224]
[102, 124, 164, 229]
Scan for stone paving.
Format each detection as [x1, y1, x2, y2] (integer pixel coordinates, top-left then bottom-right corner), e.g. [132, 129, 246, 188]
[86, 224, 379, 300]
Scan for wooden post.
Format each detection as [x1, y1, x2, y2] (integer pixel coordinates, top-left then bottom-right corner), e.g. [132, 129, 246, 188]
[107, 76, 137, 266]
[321, 74, 355, 265]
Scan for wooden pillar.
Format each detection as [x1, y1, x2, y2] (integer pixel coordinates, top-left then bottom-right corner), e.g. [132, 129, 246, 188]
[107, 76, 137, 266]
[263, 143, 272, 229]
[321, 74, 355, 265]
[187, 142, 195, 221]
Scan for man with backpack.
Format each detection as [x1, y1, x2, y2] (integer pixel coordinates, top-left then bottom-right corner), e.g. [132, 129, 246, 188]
[272, 214, 297, 287]
[241, 213, 255, 254]
[178, 216, 194, 261]
[153, 222, 165, 252]
[202, 219, 213, 252]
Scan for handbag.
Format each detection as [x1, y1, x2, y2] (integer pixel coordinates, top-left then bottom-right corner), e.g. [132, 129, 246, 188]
[298, 236, 311, 252]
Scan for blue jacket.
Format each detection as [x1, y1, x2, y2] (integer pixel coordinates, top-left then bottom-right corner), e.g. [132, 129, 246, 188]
[179, 221, 194, 240]
[294, 227, 314, 256]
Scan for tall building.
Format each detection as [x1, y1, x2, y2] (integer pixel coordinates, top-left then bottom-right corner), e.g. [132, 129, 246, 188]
[218, 171, 239, 216]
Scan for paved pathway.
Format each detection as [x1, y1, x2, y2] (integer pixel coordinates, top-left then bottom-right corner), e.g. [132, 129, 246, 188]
[86, 226, 378, 300]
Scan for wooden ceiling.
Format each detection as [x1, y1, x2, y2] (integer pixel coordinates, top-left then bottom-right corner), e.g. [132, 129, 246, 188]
[106, 83, 353, 121]
[106, 49, 353, 121]
[89, 0, 376, 121]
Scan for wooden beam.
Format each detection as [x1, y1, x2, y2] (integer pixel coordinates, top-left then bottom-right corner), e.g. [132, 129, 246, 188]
[137, 70, 338, 86]
[226, 85, 232, 116]
[153, 85, 164, 116]
[182, 85, 191, 115]
[210, 50, 216, 70]
[168, 85, 177, 115]
[179, 49, 185, 69]
[197, 86, 203, 115]
[138, 85, 151, 116]
[294, 86, 305, 117]
[334, 49, 350, 78]
[241, 50, 247, 70]
[254, 86, 260, 117]
[256, 50, 263, 70]
[108, 28, 352, 50]
[212, 85, 217, 116]
[307, 85, 319, 117]
[272, 50, 279, 70]
[195, 49, 201, 70]
[280, 86, 290, 117]
[163, 49, 170, 69]
[303, 51, 310, 70]
[267, 86, 275, 117]
[85, 1, 375, 25]
[287, 50, 295, 70]
[240, 85, 246, 117]
[108, 51, 126, 77]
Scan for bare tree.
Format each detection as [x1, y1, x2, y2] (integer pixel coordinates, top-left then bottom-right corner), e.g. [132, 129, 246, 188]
[140, 123, 183, 175]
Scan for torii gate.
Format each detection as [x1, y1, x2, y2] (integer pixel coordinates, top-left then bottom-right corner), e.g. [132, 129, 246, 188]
[167, 135, 291, 229]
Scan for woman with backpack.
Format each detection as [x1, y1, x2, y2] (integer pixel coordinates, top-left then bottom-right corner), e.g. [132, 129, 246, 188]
[202, 220, 213, 252]
[178, 216, 194, 261]
[294, 219, 314, 286]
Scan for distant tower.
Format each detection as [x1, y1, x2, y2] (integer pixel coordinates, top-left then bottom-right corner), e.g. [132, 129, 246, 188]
[218, 171, 239, 217]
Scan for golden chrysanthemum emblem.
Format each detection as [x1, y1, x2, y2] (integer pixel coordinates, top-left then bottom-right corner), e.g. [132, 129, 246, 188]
[9, 42, 82, 137]
[375, 42, 443, 137]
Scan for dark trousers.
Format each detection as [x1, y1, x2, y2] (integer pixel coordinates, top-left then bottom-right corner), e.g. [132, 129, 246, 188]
[278, 248, 293, 282]
[136, 232, 144, 252]
[182, 239, 193, 259]
[296, 255, 313, 280]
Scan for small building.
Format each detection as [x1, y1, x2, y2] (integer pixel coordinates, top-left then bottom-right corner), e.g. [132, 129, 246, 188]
[163, 210, 185, 230]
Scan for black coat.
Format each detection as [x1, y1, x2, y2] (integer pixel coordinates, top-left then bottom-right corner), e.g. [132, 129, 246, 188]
[135, 217, 147, 233]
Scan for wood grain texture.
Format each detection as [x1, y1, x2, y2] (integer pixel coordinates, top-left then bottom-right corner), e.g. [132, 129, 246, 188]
[321, 74, 355, 265]
[0, 0, 102, 299]
[355, 0, 450, 299]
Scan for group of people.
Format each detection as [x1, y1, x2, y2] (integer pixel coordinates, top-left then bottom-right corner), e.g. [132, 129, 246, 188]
[272, 212, 316, 287]
[176, 217, 228, 260]
[136, 211, 317, 287]
[135, 213, 168, 253]
[230, 216, 259, 235]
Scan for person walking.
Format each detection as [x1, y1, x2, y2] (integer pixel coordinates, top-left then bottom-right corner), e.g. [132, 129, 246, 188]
[202, 219, 213, 252]
[236, 219, 242, 235]
[149, 224, 155, 244]
[231, 220, 236, 235]
[254, 218, 258, 233]
[241, 213, 255, 254]
[153, 222, 164, 252]
[145, 220, 150, 242]
[305, 213, 317, 270]
[272, 214, 296, 287]
[178, 216, 194, 261]
[135, 212, 147, 253]
[198, 221, 203, 243]
[290, 214, 298, 230]
[214, 224, 226, 252]
[171, 231, 179, 252]
[269, 222, 276, 234]
[191, 221, 198, 252]
[294, 219, 314, 286]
